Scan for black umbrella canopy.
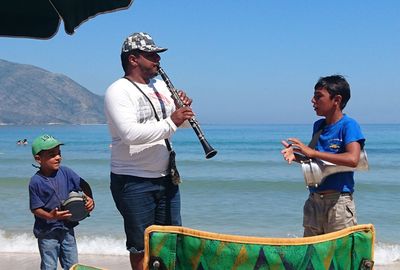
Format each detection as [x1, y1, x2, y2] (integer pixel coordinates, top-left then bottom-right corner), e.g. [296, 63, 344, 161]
[0, 0, 133, 39]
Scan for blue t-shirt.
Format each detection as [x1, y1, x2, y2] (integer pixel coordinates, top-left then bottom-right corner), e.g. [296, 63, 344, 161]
[29, 166, 82, 238]
[309, 114, 365, 193]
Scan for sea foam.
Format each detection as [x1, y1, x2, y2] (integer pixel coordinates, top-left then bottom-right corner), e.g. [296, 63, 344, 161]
[1, 229, 399, 266]
[375, 241, 400, 266]
[0, 229, 125, 255]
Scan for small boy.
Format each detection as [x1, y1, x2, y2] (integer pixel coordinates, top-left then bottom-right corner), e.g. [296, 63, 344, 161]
[29, 134, 95, 270]
[281, 75, 365, 237]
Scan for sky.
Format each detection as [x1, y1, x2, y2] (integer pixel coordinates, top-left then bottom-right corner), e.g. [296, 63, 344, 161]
[1, 1, 399, 125]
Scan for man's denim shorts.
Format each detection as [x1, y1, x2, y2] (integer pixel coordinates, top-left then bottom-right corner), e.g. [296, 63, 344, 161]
[110, 172, 181, 253]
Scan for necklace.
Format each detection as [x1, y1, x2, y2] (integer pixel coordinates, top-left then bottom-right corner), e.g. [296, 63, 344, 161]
[38, 172, 63, 206]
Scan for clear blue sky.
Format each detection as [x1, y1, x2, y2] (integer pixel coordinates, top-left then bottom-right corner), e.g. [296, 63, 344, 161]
[1, 1, 399, 124]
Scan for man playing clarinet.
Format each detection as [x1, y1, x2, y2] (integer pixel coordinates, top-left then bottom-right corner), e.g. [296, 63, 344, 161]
[104, 32, 193, 270]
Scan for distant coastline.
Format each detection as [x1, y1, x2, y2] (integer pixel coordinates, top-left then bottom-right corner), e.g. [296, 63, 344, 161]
[0, 59, 106, 125]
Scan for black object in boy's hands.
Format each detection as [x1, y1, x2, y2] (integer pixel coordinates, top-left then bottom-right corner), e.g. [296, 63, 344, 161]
[61, 191, 89, 222]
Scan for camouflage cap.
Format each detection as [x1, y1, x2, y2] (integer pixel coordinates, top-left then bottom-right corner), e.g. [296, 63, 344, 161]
[121, 32, 167, 53]
[32, 134, 64, 155]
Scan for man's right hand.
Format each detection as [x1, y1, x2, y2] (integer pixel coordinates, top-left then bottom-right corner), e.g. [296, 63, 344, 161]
[171, 107, 194, 127]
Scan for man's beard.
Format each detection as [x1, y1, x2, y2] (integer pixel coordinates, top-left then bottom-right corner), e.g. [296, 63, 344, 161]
[140, 64, 158, 79]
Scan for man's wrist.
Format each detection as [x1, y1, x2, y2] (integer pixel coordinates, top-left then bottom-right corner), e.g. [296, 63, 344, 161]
[166, 117, 177, 131]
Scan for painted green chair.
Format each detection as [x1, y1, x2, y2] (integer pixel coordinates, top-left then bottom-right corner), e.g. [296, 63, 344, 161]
[70, 264, 105, 270]
[143, 224, 375, 270]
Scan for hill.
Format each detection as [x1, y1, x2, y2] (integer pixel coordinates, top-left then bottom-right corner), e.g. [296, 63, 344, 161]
[0, 59, 106, 125]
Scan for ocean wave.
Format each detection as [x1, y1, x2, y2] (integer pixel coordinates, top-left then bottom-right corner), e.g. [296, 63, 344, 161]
[75, 235, 126, 255]
[375, 242, 400, 265]
[1, 229, 399, 265]
[0, 229, 126, 255]
[0, 230, 37, 253]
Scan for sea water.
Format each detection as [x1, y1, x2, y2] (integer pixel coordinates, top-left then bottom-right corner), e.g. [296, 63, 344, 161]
[0, 124, 399, 265]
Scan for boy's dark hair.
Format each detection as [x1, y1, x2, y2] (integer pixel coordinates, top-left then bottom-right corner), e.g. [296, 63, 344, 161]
[120, 50, 141, 73]
[314, 75, 351, 110]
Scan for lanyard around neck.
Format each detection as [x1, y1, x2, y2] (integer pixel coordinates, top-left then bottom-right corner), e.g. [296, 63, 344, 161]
[124, 77, 172, 151]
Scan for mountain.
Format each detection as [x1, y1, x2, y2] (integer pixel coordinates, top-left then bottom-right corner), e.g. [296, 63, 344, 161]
[0, 59, 106, 125]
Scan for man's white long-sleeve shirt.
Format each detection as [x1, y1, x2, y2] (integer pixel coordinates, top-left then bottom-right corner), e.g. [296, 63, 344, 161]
[104, 77, 177, 178]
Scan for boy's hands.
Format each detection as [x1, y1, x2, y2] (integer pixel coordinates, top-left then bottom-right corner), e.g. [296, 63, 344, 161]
[49, 208, 72, 220]
[33, 192, 94, 221]
[281, 138, 316, 164]
[286, 138, 316, 158]
[281, 140, 296, 164]
[84, 194, 95, 212]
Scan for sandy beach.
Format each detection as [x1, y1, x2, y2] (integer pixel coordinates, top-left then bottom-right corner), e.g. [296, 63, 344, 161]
[1, 252, 399, 270]
[0, 252, 131, 270]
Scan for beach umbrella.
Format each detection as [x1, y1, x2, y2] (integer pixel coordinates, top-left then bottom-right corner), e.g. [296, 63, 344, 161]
[0, 0, 133, 39]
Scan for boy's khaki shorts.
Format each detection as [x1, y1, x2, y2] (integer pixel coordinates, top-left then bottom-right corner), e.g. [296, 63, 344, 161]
[303, 192, 357, 237]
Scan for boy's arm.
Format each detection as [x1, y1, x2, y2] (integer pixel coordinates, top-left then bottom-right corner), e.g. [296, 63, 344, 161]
[288, 138, 361, 167]
[80, 178, 93, 198]
[31, 207, 72, 220]
[79, 178, 95, 212]
[308, 141, 361, 167]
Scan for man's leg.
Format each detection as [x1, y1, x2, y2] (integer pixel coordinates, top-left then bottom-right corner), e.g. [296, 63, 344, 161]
[155, 178, 181, 226]
[130, 253, 144, 270]
[110, 173, 159, 270]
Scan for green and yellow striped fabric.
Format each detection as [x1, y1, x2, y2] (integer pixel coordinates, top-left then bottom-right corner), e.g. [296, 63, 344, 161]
[69, 264, 105, 270]
[144, 224, 374, 270]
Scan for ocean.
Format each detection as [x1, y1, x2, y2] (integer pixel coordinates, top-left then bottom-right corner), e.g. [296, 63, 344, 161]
[0, 124, 399, 267]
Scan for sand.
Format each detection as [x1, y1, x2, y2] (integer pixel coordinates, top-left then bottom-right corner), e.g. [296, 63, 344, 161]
[1, 252, 399, 269]
[0, 252, 130, 270]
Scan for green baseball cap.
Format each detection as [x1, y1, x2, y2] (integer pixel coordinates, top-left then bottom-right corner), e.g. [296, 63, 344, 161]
[31, 134, 64, 155]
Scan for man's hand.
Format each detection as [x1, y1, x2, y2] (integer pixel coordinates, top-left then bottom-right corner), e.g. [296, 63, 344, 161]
[171, 107, 194, 127]
[177, 90, 192, 107]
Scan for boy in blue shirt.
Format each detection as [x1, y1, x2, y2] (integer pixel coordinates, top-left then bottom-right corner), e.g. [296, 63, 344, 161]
[29, 134, 95, 270]
[281, 75, 365, 236]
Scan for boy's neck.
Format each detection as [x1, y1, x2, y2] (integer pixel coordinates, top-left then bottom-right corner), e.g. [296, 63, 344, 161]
[39, 168, 57, 177]
[325, 110, 344, 125]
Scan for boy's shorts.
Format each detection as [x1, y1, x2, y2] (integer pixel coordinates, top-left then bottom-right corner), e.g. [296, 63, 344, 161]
[110, 172, 181, 253]
[303, 192, 357, 237]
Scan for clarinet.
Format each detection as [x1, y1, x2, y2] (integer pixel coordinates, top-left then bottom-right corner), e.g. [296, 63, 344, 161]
[158, 66, 217, 159]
